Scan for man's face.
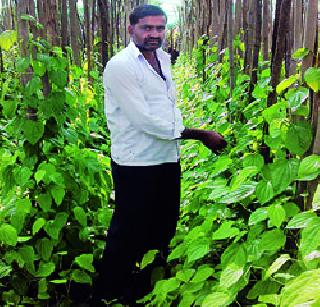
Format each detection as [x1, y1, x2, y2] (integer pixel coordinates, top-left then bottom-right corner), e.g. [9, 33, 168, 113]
[129, 15, 166, 51]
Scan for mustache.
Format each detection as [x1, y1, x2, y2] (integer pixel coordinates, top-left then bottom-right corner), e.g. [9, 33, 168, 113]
[144, 38, 162, 43]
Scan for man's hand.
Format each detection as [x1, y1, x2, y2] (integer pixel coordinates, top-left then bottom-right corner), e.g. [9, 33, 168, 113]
[200, 130, 227, 153]
[180, 128, 227, 153]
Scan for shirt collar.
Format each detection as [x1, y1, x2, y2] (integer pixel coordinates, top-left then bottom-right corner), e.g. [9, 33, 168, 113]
[128, 41, 142, 58]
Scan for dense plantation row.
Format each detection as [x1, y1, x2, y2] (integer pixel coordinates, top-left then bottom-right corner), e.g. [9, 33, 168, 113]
[0, 36, 114, 304]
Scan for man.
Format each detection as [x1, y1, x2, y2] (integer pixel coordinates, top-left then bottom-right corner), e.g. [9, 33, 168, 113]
[92, 4, 226, 306]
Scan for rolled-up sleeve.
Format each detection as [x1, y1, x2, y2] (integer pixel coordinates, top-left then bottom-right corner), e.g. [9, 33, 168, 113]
[104, 60, 182, 140]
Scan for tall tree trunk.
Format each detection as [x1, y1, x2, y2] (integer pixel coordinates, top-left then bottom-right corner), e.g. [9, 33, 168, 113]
[293, 0, 303, 52]
[57, 0, 62, 42]
[246, 0, 255, 76]
[203, 0, 208, 35]
[98, 0, 109, 68]
[252, 0, 262, 84]
[10, 0, 14, 29]
[262, 0, 269, 61]
[289, 0, 303, 73]
[271, 0, 281, 63]
[268, 0, 291, 107]
[61, 0, 68, 50]
[37, 0, 46, 38]
[27, 0, 36, 32]
[44, 0, 59, 46]
[16, 0, 30, 85]
[3, 0, 13, 30]
[218, 0, 227, 56]
[207, 0, 212, 35]
[194, 0, 200, 47]
[285, 1, 293, 78]
[35, 0, 50, 97]
[227, 0, 234, 92]
[120, 0, 126, 46]
[302, 0, 318, 72]
[234, 0, 241, 37]
[177, 5, 182, 51]
[17, 0, 38, 120]
[92, 0, 96, 61]
[1, 0, 5, 30]
[77, 5, 84, 61]
[27, 0, 37, 59]
[211, 0, 219, 45]
[2, 0, 6, 30]
[182, 1, 186, 52]
[189, 0, 192, 54]
[109, 1, 115, 57]
[243, 0, 249, 73]
[125, 0, 131, 46]
[116, 0, 121, 49]
[69, 0, 81, 65]
[84, 0, 93, 80]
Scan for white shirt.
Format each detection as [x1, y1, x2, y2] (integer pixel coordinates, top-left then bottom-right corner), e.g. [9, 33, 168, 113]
[103, 42, 185, 166]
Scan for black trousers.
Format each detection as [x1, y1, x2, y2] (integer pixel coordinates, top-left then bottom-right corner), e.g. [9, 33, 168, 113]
[93, 159, 181, 303]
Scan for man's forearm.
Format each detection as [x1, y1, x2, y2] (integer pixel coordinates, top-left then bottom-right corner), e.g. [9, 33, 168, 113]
[180, 128, 227, 153]
[180, 128, 206, 141]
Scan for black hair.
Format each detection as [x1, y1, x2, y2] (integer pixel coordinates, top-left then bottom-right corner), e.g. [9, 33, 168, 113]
[129, 4, 167, 25]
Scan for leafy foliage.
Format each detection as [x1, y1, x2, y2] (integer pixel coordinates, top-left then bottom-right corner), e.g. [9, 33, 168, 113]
[0, 38, 112, 304]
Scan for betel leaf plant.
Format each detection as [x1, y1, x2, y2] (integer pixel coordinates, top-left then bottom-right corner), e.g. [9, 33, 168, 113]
[0, 37, 112, 305]
[140, 41, 320, 306]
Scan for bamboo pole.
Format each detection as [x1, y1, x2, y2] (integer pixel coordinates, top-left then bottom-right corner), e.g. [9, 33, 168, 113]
[302, 0, 318, 72]
[227, 0, 235, 92]
[262, 0, 269, 61]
